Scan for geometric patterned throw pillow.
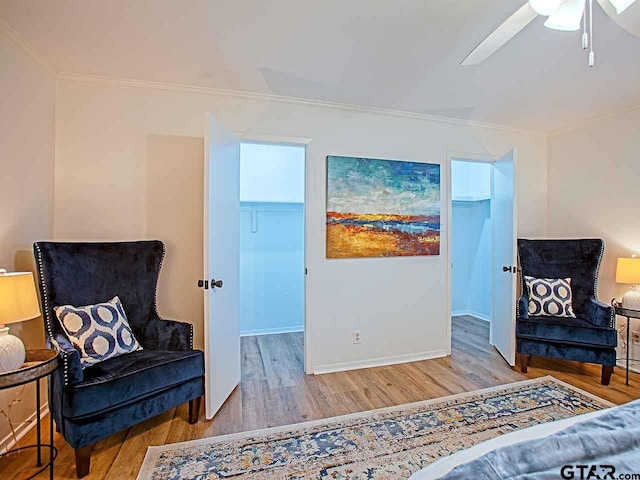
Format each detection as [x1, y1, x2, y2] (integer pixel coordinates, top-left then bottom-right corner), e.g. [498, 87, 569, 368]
[524, 276, 576, 318]
[54, 296, 142, 367]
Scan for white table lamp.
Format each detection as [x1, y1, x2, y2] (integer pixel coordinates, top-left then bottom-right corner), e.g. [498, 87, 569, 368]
[0, 270, 41, 372]
[616, 258, 640, 310]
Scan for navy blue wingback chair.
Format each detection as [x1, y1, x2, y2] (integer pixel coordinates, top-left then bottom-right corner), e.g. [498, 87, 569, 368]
[516, 239, 617, 385]
[33, 241, 204, 477]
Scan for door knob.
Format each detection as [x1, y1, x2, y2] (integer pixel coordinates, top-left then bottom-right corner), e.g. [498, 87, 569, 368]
[212, 279, 223, 289]
[198, 279, 209, 289]
[503, 266, 513, 273]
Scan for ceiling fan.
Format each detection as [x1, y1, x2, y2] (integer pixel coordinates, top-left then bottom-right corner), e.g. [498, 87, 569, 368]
[462, 0, 638, 67]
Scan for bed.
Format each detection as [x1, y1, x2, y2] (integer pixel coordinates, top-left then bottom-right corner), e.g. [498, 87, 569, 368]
[410, 399, 640, 480]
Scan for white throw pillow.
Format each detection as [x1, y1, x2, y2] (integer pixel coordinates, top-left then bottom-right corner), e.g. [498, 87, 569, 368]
[54, 296, 142, 367]
[525, 276, 576, 318]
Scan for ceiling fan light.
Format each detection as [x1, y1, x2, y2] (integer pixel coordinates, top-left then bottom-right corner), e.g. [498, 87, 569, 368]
[609, 0, 637, 14]
[544, 0, 586, 30]
[529, 0, 564, 15]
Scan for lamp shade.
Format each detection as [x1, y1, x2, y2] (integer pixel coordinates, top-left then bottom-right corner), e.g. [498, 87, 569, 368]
[616, 258, 640, 284]
[0, 272, 41, 325]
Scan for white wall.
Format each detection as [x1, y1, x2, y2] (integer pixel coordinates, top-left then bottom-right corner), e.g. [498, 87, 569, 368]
[548, 107, 640, 371]
[240, 202, 304, 335]
[53, 77, 548, 373]
[451, 203, 472, 314]
[0, 29, 55, 451]
[146, 135, 205, 350]
[240, 143, 305, 203]
[452, 200, 492, 320]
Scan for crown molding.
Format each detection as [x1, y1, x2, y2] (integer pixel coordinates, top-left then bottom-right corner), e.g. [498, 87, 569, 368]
[0, 18, 55, 77]
[549, 101, 640, 136]
[57, 72, 546, 136]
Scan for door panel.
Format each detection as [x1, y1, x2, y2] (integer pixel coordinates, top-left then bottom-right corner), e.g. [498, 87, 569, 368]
[491, 149, 517, 366]
[203, 113, 241, 419]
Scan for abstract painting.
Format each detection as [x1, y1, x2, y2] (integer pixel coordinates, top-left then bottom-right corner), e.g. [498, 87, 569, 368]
[326, 156, 440, 258]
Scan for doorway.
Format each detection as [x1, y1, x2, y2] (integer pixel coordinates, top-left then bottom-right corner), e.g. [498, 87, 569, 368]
[238, 142, 306, 395]
[451, 159, 493, 324]
[239, 142, 306, 338]
[448, 150, 518, 366]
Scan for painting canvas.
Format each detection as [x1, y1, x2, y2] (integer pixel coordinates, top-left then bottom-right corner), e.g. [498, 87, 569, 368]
[326, 156, 440, 258]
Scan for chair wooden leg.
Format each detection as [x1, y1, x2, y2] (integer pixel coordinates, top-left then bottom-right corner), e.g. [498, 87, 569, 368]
[189, 396, 201, 424]
[601, 365, 614, 386]
[520, 354, 530, 373]
[75, 445, 93, 478]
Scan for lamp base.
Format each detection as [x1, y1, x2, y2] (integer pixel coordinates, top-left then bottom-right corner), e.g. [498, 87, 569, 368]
[0, 325, 26, 373]
[622, 286, 640, 311]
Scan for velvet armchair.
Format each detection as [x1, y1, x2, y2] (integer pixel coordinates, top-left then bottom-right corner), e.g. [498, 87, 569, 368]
[516, 239, 617, 385]
[33, 241, 204, 477]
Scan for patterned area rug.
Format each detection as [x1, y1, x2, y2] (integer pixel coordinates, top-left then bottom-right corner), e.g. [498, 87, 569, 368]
[138, 376, 612, 479]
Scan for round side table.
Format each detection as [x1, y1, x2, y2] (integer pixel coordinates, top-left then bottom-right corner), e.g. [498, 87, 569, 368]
[0, 349, 59, 480]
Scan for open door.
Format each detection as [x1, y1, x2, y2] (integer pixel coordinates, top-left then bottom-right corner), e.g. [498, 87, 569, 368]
[203, 113, 241, 419]
[491, 149, 518, 366]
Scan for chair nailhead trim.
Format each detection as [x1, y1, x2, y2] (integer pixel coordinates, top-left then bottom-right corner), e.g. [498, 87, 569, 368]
[35, 244, 54, 340]
[595, 241, 604, 298]
[153, 242, 194, 350]
[35, 243, 71, 385]
[594, 240, 614, 328]
[152, 242, 165, 318]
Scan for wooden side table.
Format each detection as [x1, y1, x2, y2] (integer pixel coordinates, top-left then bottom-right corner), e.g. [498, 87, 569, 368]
[0, 349, 59, 480]
[613, 302, 640, 386]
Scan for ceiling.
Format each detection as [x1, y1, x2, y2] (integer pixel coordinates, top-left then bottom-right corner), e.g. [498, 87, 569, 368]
[2, 0, 640, 131]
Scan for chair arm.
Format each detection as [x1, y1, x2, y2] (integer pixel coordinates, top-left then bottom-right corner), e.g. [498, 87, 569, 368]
[142, 317, 193, 351]
[50, 332, 83, 387]
[517, 296, 529, 319]
[585, 298, 615, 328]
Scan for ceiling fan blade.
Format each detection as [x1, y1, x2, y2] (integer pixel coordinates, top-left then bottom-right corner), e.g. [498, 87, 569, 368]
[461, 2, 538, 66]
[596, 0, 640, 36]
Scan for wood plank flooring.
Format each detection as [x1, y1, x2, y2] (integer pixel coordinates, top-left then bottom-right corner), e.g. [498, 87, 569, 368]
[3, 315, 639, 479]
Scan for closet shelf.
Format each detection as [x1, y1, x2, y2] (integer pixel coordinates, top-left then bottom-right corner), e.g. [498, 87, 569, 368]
[452, 196, 491, 202]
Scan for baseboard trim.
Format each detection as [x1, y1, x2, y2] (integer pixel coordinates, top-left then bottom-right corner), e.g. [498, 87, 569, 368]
[616, 360, 640, 375]
[312, 349, 448, 375]
[240, 326, 304, 337]
[0, 403, 49, 454]
[452, 310, 491, 322]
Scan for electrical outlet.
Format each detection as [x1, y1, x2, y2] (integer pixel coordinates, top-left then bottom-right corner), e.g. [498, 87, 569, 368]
[353, 330, 361, 344]
[632, 331, 640, 345]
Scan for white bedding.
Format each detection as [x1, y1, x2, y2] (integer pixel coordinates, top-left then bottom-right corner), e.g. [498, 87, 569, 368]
[409, 408, 610, 480]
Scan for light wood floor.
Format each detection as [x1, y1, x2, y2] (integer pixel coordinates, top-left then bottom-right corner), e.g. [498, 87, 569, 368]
[4, 315, 639, 479]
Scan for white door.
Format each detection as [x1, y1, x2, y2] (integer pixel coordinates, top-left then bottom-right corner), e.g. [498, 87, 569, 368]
[491, 149, 518, 366]
[203, 113, 241, 419]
